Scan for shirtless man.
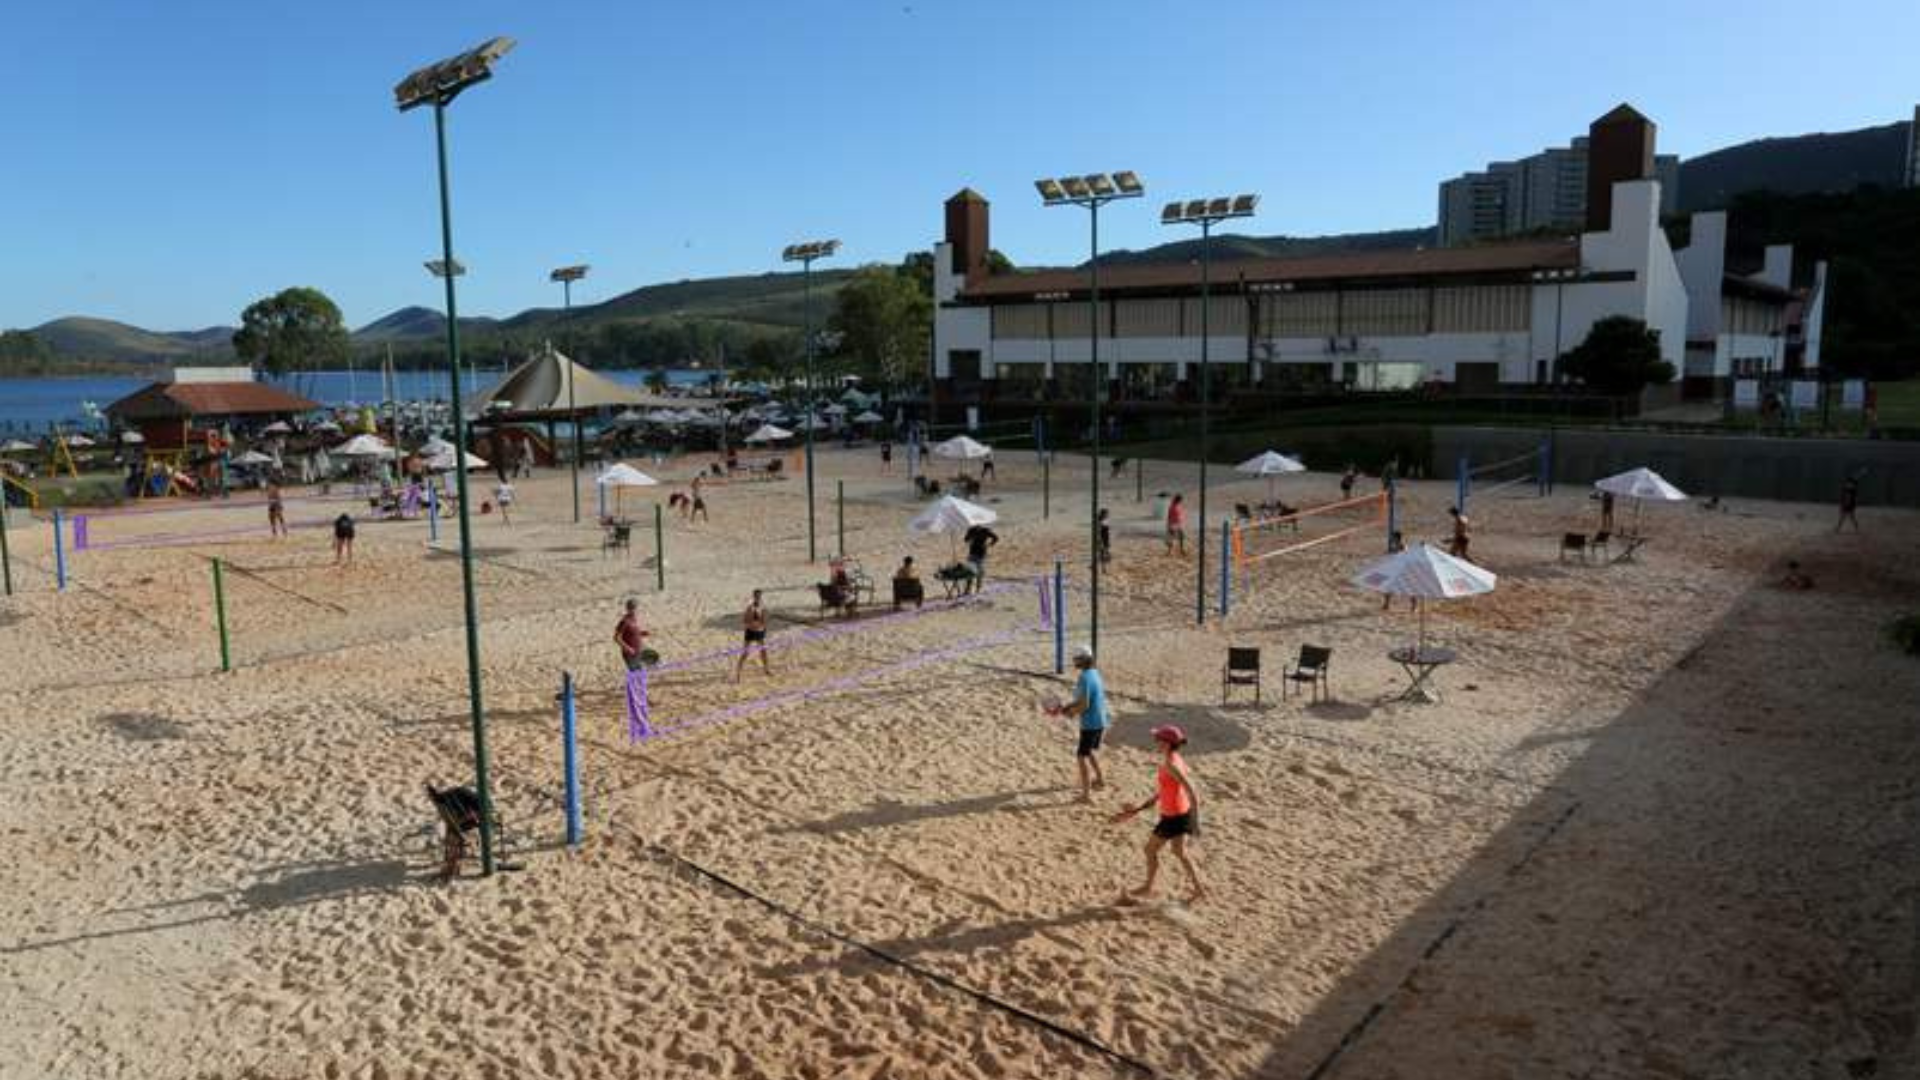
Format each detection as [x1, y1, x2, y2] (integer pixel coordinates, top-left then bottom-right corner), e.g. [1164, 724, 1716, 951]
[1447, 506, 1472, 560]
[734, 589, 772, 682]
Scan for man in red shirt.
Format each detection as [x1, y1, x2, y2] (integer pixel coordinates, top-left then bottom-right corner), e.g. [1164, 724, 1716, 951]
[615, 598, 650, 671]
[1165, 493, 1188, 556]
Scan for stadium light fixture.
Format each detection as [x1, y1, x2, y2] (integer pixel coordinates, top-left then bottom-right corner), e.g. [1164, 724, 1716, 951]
[782, 238, 843, 563]
[396, 37, 513, 876]
[1161, 190, 1260, 626]
[425, 259, 467, 277]
[1033, 170, 1144, 655]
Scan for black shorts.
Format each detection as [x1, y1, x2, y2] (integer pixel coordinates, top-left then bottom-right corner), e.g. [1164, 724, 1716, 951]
[744, 628, 767, 645]
[1076, 727, 1105, 757]
[1153, 813, 1195, 840]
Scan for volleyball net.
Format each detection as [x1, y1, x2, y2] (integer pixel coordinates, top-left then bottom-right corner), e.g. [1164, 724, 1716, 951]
[1456, 442, 1550, 513]
[1229, 490, 1390, 570]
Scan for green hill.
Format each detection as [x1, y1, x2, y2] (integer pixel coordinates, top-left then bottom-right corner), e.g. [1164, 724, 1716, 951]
[30, 316, 229, 363]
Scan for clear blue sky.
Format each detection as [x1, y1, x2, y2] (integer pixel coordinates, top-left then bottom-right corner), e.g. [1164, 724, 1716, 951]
[1, 0, 1912, 331]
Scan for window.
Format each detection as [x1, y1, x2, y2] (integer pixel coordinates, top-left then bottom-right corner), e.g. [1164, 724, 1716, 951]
[1432, 285, 1529, 332]
[990, 304, 1046, 340]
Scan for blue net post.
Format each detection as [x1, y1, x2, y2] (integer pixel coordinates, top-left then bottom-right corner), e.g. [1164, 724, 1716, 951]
[1386, 479, 1399, 551]
[1539, 437, 1553, 496]
[1052, 559, 1065, 675]
[1219, 519, 1231, 618]
[426, 485, 439, 544]
[53, 509, 66, 592]
[1456, 455, 1470, 513]
[560, 671, 582, 848]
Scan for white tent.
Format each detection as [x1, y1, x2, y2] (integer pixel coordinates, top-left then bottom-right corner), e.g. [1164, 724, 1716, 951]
[259, 420, 292, 435]
[1351, 542, 1497, 653]
[908, 494, 998, 561]
[1594, 467, 1687, 539]
[1, 439, 35, 453]
[852, 410, 885, 424]
[334, 434, 394, 458]
[419, 436, 455, 457]
[426, 449, 489, 473]
[231, 449, 275, 467]
[595, 463, 659, 488]
[62, 434, 95, 448]
[932, 435, 993, 461]
[1236, 450, 1306, 504]
[120, 430, 145, 444]
[743, 423, 794, 444]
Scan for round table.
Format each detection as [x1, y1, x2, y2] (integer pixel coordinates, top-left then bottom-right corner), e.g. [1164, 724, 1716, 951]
[1389, 645, 1457, 703]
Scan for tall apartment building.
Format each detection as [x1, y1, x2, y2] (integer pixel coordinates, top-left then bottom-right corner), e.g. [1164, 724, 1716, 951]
[1438, 106, 1679, 246]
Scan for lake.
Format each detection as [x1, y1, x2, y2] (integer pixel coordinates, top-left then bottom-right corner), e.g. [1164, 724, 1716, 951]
[0, 368, 720, 433]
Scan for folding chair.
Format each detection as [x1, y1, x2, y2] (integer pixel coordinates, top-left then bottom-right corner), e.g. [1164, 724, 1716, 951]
[603, 523, 632, 555]
[1283, 645, 1332, 702]
[1589, 530, 1612, 561]
[1222, 646, 1262, 704]
[1559, 532, 1587, 563]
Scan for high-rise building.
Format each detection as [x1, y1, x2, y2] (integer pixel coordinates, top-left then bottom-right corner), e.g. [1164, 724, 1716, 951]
[1438, 106, 1679, 246]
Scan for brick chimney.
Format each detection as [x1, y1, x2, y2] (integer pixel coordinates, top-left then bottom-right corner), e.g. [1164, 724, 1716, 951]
[944, 189, 990, 288]
[1586, 104, 1657, 232]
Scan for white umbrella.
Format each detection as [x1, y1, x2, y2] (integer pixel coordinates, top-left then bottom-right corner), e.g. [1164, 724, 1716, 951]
[426, 449, 489, 473]
[334, 434, 393, 458]
[853, 410, 885, 424]
[1, 439, 35, 453]
[596, 462, 659, 516]
[312, 419, 342, 433]
[231, 449, 275, 466]
[1236, 450, 1306, 504]
[1351, 542, 1497, 653]
[260, 420, 292, 435]
[419, 436, 455, 457]
[1594, 467, 1687, 536]
[908, 494, 999, 562]
[932, 435, 992, 461]
[743, 423, 794, 444]
[120, 430, 145, 444]
[822, 403, 848, 416]
[63, 434, 96, 448]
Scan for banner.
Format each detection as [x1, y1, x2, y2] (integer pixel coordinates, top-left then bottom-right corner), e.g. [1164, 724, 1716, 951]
[1841, 380, 1866, 411]
[1732, 380, 1760, 410]
[1789, 381, 1819, 411]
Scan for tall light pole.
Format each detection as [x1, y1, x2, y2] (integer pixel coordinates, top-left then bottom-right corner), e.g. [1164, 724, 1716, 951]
[782, 240, 840, 563]
[550, 264, 590, 523]
[1163, 194, 1258, 626]
[1036, 172, 1143, 656]
[397, 35, 514, 877]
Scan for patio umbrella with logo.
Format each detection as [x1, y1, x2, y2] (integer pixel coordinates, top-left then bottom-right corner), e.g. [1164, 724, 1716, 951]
[1350, 541, 1497, 653]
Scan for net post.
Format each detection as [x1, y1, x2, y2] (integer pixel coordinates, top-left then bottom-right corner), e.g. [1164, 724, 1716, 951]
[1539, 437, 1552, 496]
[1052, 559, 1065, 675]
[73, 514, 88, 551]
[1219, 519, 1231, 618]
[212, 558, 231, 673]
[836, 480, 845, 558]
[654, 503, 666, 591]
[560, 671, 582, 847]
[1042, 453, 1050, 520]
[1386, 480, 1399, 551]
[427, 484, 439, 543]
[53, 509, 66, 592]
[1135, 458, 1143, 503]
[0, 496, 12, 597]
[1456, 455, 1469, 514]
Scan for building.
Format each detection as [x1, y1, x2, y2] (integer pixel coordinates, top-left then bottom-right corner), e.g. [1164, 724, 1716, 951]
[1673, 211, 1827, 394]
[105, 366, 318, 449]
[1438, 107, 1679, 246]
[931, 107, 1807, 404]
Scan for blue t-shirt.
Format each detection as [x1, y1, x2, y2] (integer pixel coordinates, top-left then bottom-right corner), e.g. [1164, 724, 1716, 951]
[1075, 668, 1110, 731]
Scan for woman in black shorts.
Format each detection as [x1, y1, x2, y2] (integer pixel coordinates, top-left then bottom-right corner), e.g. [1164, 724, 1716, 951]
[1110, 724, 1206, 904]
[734, 589, 772, 682]
[332, 512, 356, 565]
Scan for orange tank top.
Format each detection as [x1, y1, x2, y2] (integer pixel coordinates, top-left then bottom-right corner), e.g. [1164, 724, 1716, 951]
[1156, 754, 1192, 816]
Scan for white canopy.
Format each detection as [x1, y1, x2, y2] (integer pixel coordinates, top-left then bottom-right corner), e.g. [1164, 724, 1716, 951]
[427, 449, 489, 472]
[1236, 450, 1306, 476]
[0, 439, 35, 453]
[62, 434, 96, 448]
[312, 419, 342, 433]
[908, 494, 999, 536]
[1594, 467, 1687, 502]
[852, 410, 885, 424]
[334, 434, 394, 458]
[822, 403, 848, 415]
[595, 463, 659, 488]
[231, 449, 275, 466]
[932, 435, 993, 461]
[1351, 542, 1498, 600]
[259, 420, 292, 435]
[743, 423, 794, 444]
[419, 436, 455, 457]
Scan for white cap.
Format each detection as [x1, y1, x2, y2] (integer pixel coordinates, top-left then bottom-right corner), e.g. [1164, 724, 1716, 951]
[1072, 644, 1095, 663]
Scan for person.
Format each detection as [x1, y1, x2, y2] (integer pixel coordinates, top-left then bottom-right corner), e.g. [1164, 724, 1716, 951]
[1447, 506, 1471, 560]
[1097, 507, 1112, 567]
[1046, 645, 1109, 803]
[880, 441, 893, 472]
[267, 484, 287, 539]
[1381, 456, 1400, 492]
[733, 589, 772, 681]
[962, 521, 998, 594]
[892, 556, 924, 610]
[980, 453, 995, 482]
[690, 475, 709, 523]
[517, 438, 535, 480]
[1837, 475, 1860, 532]
[1780, 560, 1814, 591]
[1109, 724, 1205, 905]
[493, 480, 515, 525]
[615, 598, 651, 671]
[332, 512, 356, 565]
[1599, 490, 1616, 533]
[1165, 493, 1187, 556]
[1340, 465, 1357, 501]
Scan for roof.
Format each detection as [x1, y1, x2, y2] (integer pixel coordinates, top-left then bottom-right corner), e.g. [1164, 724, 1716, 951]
[1721, 273, 1796, 304]
[956, 238, 1581, 302]
[105, 381, 320, 421]
[475, 343, 648, 418]
[947, 188, 988, 204]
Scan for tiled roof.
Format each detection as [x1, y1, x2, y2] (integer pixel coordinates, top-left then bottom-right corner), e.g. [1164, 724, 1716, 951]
[105, 381, 319, 420]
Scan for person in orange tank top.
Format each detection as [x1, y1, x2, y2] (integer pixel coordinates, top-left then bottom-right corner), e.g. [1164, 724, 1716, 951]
[1110, 724, 1206, 904]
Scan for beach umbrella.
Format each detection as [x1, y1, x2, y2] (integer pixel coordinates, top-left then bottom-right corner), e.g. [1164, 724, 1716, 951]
[908, 494, 998, 562]
[260, 420, 292, 435]
[1351, 541, 1497, 653]
[744, 423, 793, 444]
[426, 449, 489, 473]
[312, 419, 342, 433]
[334, 433, 392, 457]
[419, 436, 455, 457]
[1236, 449, 1306, 504]
[595, 462, 659, 516]
[822, 402, 848, 416]
[0, 439, 34, 453]
[63, 434, 96, 448]
[231, 449, 275, 467]
[853, 410, 885, 424]
[1593, 467, 1687, 535]
[120, 430, 145, 444]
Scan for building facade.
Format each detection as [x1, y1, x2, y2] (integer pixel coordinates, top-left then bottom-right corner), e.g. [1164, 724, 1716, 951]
[1438, 107, 1679, 246]
[933, 108, 1809, 405]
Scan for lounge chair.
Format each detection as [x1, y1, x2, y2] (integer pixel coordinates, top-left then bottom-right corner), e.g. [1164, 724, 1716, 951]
[1222, 646, 1262, 704]
[817, 581, 857, 617]
[1589, 530, 1612, 561]
[1283, 645, 1332, 702]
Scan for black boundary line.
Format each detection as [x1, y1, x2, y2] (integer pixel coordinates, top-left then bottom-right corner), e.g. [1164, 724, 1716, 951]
[208, 558, 350, 614]
[641, 839, 1159, 1078]
[1302, 798, 1582, 1080]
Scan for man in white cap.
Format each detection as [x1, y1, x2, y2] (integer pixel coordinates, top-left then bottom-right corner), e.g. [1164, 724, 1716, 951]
[1047, 644, 1110, 802]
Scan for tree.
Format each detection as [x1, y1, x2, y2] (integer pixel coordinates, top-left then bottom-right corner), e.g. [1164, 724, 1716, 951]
[1559, 316, 1674, 396]
[232, 287, 350, 378]
[0, 329, 54, 374]
[828, 263, 931, 394]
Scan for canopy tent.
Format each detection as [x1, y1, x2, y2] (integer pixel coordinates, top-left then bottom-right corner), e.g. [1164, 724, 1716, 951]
[852, 410, 885, 424]
[931, 435, 993, 471]
[908, 494, 998, 562]
[1236, 449, 1306, 504]
[0, 439, 35, 453]
[334, 434, 394, 458]
[231, 449, 275, 467]
[595, 461, 659, 516]
[1350, 542, 1497, 653]
[743, 423, 794, 444]
[419, 436, 455, 457]
[120, 430, 145, 444]
[474, 342, 647, 420]
[426, 449, 489, 473]
[1594, 467, 1687, 538]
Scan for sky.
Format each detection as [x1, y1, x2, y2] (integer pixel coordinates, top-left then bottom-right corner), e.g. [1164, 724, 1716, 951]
[1, 0, 1914, 332]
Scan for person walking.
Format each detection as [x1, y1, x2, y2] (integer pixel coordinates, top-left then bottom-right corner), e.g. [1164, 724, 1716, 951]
[332, 512, 356, 565]
[1165, 493, 1188, 557]
[1447, 506, 1472, 560]
[493, 479, 515, 526]
[1046, 644, 1110, 803]
[733, 589, 772, 681]
[980, 453, 996, 482]
[267, 484, 288, 539]
[615, 598, 651, 672]
[690, 474, 709, 523]
[1340, 465, 1357, 501]
[962, 521, 998, 594]
[1110, 724, 1205, 904]
[1097, 507, 1113, 568]
[880, 441, 893, 472]
[1837, 475, 1860, 532]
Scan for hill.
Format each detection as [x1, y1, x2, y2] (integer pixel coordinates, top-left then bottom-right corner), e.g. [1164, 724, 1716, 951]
[1095, 226, 1438, 267]
[1678, 122, 1910, 212]
[30, 316, 226, 363]
[352, 306, 499, 343]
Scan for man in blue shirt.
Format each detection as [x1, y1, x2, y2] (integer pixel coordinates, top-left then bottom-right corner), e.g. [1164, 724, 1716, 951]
[1050, 644, 1110, 802]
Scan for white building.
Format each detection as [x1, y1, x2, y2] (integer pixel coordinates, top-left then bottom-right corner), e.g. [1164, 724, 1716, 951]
[932, 107, 1817, 405]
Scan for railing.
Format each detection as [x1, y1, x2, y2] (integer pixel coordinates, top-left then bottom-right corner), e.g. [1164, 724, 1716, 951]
[1, 473, 38, 510]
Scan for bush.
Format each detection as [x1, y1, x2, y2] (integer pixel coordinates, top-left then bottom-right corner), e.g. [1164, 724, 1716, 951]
[1890, 615, 1920, 657]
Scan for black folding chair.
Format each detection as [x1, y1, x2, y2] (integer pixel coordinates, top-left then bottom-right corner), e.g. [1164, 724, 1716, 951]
[1559, 532, 1587, 562]
[1222, 646, 1262, 704]
[1283, 645, 1332, 702]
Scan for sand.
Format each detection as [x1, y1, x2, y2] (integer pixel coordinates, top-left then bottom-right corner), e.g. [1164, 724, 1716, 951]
[1, 447, 1915, 1079]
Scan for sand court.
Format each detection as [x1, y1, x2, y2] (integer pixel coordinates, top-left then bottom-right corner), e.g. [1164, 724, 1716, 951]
[2, 446, 1915, 1078]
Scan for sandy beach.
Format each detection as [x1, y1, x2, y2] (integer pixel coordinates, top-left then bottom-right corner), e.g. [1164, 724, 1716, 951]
[2, 447, 1915, 1079]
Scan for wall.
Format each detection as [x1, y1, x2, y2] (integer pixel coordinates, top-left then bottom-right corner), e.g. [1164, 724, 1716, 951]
[1433, 425, 1920, 507]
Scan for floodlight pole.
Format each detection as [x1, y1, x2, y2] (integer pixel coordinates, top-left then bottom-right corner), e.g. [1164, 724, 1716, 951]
[552, 269, 588, 524]
[431, 97, 497, 877]
[1087, 201, 1103, 656]
[803, 256, 818, 563]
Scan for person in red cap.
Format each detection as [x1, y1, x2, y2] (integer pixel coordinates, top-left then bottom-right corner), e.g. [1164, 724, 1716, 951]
[1110, 724, 1205, 904]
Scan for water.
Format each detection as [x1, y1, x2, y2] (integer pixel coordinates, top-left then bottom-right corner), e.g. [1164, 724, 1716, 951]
[0, 368, 721, 433]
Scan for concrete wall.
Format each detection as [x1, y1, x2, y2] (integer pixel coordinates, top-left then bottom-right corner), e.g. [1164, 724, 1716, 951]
[1434, 425, 1920, 507]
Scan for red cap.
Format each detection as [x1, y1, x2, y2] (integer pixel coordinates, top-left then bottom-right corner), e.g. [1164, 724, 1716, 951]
[1150, 725, 1186, 745]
